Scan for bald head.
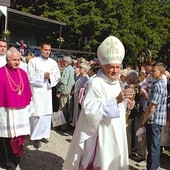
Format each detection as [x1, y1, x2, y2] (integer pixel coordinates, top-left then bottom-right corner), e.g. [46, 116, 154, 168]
[6, 47, 20, 59]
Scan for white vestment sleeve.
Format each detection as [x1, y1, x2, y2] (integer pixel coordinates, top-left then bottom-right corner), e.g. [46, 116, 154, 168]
[103, 99, 120, 119]
[47, 62, 61, 88]
[83, 81, 118, 133]
[27, 59, 44, 87]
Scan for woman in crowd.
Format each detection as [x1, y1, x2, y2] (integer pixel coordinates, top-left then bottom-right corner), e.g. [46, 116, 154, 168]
[78, 63, 101, 104]
[72, 62, 90, 127]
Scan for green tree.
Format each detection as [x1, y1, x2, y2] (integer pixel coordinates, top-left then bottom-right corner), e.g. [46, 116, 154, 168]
[133, 0, 170, 60]
[10, 0, 170, 66]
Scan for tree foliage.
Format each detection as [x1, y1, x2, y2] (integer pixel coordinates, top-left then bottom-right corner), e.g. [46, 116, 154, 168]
[10, 0, 170, 66]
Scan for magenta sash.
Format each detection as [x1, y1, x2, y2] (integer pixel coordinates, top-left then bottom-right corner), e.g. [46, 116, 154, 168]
[10, 136, 25, 156]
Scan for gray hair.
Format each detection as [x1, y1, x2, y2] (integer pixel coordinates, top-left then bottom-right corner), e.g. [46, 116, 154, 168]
[80, 62, 90, 72]
[63, 56, 72, 65]
[127, 70, 139, 83]
[120, 69, 129, 77]
[6, 47, 21, 60]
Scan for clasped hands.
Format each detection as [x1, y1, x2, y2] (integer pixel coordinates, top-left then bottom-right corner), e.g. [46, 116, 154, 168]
[44, 72, 50, 79]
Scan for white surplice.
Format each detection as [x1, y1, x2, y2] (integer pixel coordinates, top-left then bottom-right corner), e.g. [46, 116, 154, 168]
[29, 115, 52, 140]
[63, 70, 129, 170]
[0, 106, 32, 138]
[27, 56, 60, 139]
[0, 55, 7, 68]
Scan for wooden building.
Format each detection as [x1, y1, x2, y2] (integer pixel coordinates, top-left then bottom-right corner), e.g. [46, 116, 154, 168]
[0, 1, 66, 47]
[0, 1, 95, 59]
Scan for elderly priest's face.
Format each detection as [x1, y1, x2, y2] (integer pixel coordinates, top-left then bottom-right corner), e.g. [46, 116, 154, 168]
[7, 52, 21, 69]
[102, 63, 122, 81]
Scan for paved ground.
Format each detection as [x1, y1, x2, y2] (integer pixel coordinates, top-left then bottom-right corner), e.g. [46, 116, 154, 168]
[0, 127, 169, 170]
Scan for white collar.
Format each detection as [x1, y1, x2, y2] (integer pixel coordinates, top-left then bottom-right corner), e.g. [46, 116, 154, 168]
[39, 56, 48, 61]
[97, 70, 119, 85]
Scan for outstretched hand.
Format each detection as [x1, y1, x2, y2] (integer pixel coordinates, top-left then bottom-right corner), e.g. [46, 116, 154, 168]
[116, 88, 135, 104]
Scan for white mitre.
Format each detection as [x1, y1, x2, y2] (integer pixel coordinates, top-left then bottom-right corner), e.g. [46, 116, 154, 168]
[97, 36, 125, 65]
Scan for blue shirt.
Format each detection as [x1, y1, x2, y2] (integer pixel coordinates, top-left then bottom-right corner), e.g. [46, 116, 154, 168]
[147, 79, 167, 126]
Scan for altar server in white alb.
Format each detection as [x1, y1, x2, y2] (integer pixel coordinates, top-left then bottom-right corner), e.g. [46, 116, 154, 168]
[27, 43, 60, 148]
[0, 39, 7, 67]
[63, 36, 135, 170]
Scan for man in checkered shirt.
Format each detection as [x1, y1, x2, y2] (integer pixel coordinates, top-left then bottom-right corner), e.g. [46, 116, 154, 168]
[141, 62, 167, 170]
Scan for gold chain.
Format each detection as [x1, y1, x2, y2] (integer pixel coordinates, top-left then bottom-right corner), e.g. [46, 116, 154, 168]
[5, 66, 24, 95]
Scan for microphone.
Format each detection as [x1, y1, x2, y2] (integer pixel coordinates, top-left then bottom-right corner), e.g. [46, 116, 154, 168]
[125, 84, 136, 123]
[124, 84, 134, 89]
[129, 84, 134, 89]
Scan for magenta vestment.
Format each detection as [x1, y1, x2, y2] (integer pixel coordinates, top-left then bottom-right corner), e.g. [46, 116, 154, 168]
[0, 65, 32, 108]
[0, 65, 32, 158]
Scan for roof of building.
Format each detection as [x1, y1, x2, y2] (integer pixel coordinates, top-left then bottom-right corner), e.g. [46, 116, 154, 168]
[7, 8, 67, 26]
[0, 0, 10, 7]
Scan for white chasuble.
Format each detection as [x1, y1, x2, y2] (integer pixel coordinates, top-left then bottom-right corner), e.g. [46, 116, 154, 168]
[63, 70, 129, 170]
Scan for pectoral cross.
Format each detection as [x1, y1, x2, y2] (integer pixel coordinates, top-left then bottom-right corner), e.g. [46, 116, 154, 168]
[18, 89, 21, 95]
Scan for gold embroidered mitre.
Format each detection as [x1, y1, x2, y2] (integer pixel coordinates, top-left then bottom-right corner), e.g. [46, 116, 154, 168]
[97, 36, 125, 65]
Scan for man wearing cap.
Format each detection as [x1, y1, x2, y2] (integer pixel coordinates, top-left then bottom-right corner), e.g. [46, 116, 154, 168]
[63, 36, 135, 170]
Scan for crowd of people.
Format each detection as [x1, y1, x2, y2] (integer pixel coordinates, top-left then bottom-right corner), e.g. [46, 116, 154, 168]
[0, 36, 169, 170]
